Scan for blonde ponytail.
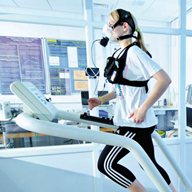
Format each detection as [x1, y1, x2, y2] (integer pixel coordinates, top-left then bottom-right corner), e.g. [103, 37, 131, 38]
[132, 15, 152, 57]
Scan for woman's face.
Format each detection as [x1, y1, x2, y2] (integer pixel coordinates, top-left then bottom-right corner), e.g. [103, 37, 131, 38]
[108, 16, 130, 40]
[108, 16, 123, 40]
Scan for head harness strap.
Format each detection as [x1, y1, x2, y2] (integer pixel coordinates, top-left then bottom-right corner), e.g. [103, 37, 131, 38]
[116, 9, 135, 34]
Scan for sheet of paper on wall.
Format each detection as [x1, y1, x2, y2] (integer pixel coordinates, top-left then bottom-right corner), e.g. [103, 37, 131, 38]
[49, 56, 60, 66]
[59, 71, 70, 79]
[73, 70, 87, 80]
[74, 81, 88, 91]
[67, 46, 78, 68]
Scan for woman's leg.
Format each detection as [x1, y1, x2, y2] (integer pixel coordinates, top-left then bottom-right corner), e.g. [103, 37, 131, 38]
[98, 143, 147, 192]
[98, 127, 138, 188]
[136, 127, 177, 191]
[128, 179, 147, 192]
[98, 126, 176, 191]
[169, 183, 177, 192]
[128, 180, 177, 192]
[98, 144, 135, 188]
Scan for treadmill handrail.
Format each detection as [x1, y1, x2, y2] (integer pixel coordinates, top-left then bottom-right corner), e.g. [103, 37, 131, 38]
[15, 112, 172, 192]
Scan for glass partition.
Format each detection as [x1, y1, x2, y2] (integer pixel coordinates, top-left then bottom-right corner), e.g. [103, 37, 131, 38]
[186, 36, 192, 137]
[0, 25, 90, 149]
[187, 1, 192, 30]
[144, 33, 180, 138]
[0, 0, 190, 149]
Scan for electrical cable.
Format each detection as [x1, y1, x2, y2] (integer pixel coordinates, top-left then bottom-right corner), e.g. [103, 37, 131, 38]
[88, 39, 100, 96]
[91, 39, 100, 68]
[89, 38, 109, 96]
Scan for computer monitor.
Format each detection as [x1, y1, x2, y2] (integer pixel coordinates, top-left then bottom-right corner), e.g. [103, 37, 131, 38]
[186, 107, 192, 128]
[80, 91, 110, 118]
[80, 91, 109, 106]
[81, 91, 89, 106]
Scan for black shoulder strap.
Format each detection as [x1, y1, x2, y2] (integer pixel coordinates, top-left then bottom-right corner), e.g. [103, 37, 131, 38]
[111, 47, 121, 57]
[116, 42, 137, 59]
[116, 42, 149, 93]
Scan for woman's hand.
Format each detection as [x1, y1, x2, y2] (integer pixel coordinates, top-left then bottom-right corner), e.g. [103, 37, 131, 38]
[129, 107, 147, 124]
[129, 69, 171, 124]
[88, 98, 101, 110]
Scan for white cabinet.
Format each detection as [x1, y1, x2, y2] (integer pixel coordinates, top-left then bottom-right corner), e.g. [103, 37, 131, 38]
[154, 108, 178, 138]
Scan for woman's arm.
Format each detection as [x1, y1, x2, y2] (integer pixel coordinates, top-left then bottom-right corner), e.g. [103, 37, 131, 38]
[140, 69, 171, 111]
[130, 69, 171, 123]
[88, 91, 116, 110]
[99, 91, 117, 104]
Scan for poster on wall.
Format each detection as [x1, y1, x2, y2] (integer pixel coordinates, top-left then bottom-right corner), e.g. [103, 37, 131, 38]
[47, 39, 87, 95]
[0, 36, 46, 95]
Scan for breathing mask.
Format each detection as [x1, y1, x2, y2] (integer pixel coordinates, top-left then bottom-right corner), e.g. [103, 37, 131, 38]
[100, 9, 136, 47]
[99, 24, 112, 47]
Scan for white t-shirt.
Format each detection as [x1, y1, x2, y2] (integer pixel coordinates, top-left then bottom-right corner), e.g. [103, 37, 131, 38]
[113, 45, 161, 128]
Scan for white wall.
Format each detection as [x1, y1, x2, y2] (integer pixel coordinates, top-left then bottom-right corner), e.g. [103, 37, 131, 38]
[0, 141, 188, 192]
[0, 144, 96, 192]
[0, 22, 85, 39]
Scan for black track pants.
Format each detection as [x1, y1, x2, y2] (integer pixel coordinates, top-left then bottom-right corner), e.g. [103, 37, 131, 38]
[97, 126, 171, 188]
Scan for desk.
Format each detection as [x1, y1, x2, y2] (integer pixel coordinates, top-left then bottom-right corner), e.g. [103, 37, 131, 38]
[0, 132, 45, 139]
[0, 119, 46, 147]
[154, 107, 178, 133]
[0, 132, 46, 148]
